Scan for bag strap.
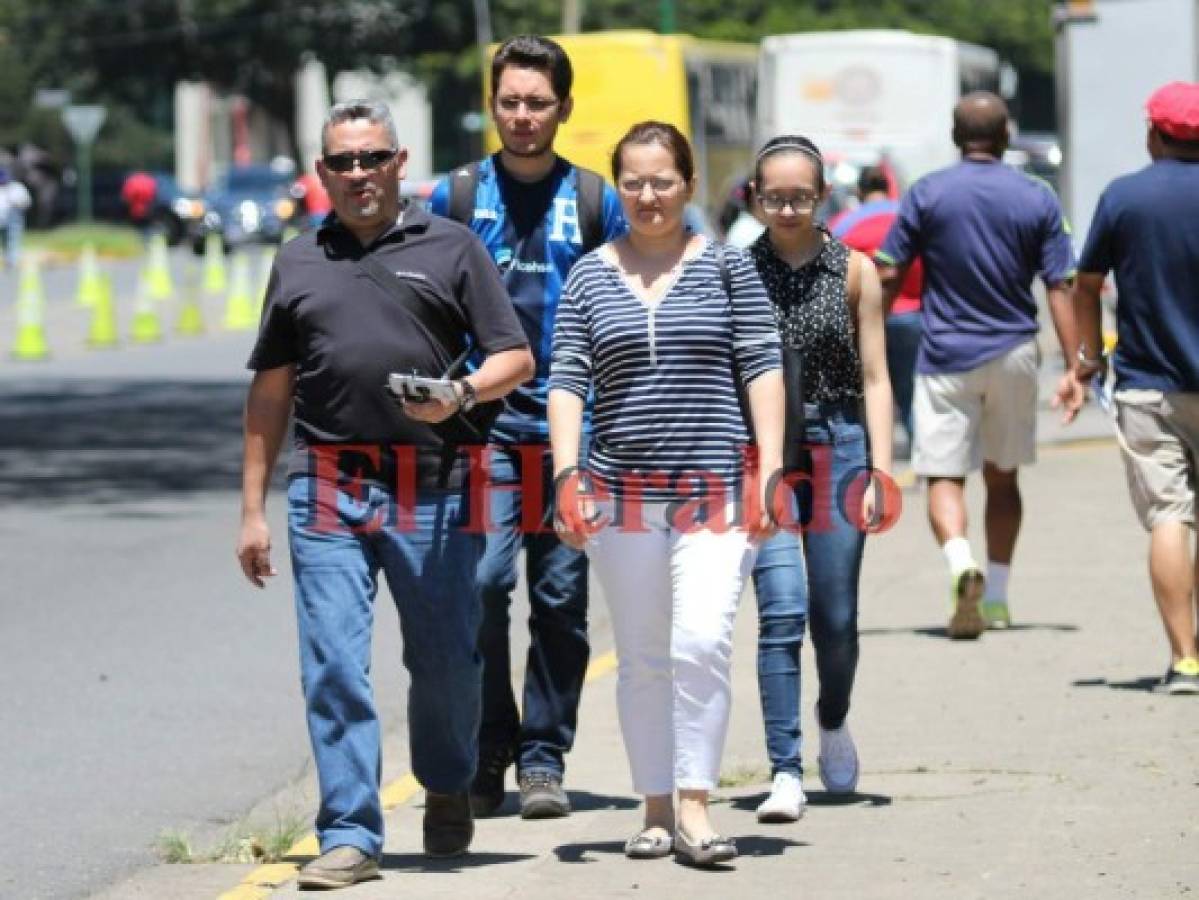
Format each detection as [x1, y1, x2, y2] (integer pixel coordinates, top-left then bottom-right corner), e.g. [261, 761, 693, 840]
[355, 250, 467, 373]
[715, 240, 732, 296]
[847, 247, 862, 313]
[575, 166, 605, 253]
[447, 161, 481, 227]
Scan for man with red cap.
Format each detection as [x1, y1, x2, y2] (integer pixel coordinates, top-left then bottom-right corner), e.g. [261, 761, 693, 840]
[1066, 81, 1199, 694]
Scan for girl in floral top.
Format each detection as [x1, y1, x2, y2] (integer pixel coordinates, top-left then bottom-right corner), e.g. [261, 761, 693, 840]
[748, 135, 894, 822]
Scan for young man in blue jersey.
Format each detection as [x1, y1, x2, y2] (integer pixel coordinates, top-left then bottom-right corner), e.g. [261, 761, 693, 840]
[429, 34, 626, 819]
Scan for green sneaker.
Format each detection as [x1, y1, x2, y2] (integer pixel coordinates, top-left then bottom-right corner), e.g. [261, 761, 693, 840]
[981, 599, 1011, 629]
[947, 568, 986, 639]
[1158, 657, 1199, 695]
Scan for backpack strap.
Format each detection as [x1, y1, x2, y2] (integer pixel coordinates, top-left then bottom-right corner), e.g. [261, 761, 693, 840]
[575, 166, 605, 253]
[447, 161, 480, 226]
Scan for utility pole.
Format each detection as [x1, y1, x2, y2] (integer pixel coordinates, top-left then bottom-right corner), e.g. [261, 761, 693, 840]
[562, 0, 582, 34]
[473, 0, 493, 66]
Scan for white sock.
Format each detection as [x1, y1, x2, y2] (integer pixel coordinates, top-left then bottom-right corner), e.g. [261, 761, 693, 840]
[941, 537, 977, 576]
[985, 561, 1010, 603]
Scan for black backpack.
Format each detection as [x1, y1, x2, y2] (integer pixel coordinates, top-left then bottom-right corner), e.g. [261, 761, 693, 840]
[446, 160, 607, 253]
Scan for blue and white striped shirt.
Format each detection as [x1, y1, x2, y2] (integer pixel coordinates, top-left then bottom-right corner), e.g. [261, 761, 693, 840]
[549, 241, 781, 501]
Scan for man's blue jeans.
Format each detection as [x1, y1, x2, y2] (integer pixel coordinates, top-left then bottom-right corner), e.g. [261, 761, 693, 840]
[751, 403, 869, 776]
[886, 311, 923, 442]
[475, 444, 589, 776]
[287, 474, 483, 857]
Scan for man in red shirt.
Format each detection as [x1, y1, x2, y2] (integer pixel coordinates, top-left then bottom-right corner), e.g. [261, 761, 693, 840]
[120, 170, 157, 240]
[831, 165, 923, 445]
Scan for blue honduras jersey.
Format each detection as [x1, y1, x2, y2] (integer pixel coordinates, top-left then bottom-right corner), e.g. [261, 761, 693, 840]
[429, 154, 626, 442]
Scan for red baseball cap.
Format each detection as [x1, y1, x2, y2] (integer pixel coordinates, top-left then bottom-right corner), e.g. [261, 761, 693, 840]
[1147, 81, 1199, 140]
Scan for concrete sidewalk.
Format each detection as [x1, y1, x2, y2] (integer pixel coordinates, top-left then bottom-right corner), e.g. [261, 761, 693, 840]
[101, 439, 1197, 899]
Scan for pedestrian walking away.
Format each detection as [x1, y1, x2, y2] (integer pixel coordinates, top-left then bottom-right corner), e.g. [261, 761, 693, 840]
[830, 164, 923, 450]
[549, 121, 786, 867]
[235, 99, 533, 890]
[747, 136, 894, 820]
[1069, 80, 1199, 695]
[429, 34, 627, 821]
[0, 168, 32, 270]
[875, 92, 1081, 639]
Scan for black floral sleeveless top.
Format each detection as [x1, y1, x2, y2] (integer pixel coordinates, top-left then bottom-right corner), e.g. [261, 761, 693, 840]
[749, 229, 864, 405]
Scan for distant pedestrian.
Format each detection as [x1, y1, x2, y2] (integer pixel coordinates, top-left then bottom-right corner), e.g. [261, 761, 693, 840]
[549, 121, 784, 866]
[831, 165, 923, 447]
[747, 136, 893, 821]
[429, 34, 627, 821]
[294, 169, 331, 227]
[0, 168, 32, 269]
[876, 92, 1080, 638]
[722, 177, 767, 248]
[236, 99, 533, 889]
[120, 170, 157, 242]
[1069, 81, 1199, 694]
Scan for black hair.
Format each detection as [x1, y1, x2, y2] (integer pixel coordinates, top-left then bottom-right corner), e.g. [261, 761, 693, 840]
[857, 165, 890, 196]
[491, 35, 573, 102]
[752, 135, 826, 191]
[1157, 127, 1199, 153]
[611, 120, 695, 184]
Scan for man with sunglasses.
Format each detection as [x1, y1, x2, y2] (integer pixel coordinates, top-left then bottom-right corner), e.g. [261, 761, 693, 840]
[429, 35, 626, 821]
[237, 99, 533, 889]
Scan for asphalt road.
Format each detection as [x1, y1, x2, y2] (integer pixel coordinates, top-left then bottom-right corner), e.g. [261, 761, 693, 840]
[0, 252, 610, 899]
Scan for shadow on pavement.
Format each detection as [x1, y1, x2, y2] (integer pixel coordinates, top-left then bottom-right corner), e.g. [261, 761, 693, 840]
[552, 839, 625, 863]
[567, 790, 641, 813]
[730, 791, 892, 812]
[860, 623, 1079, 639]
[732, 834, 808, 857]
[0, 378, 256, 504]
[1072, 675, 1161, 693]
[376, 851, 536, 871]
[476, 790, 640, 821]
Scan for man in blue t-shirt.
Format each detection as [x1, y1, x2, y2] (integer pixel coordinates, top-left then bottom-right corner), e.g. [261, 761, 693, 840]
[429, 34, 626, 819]
[1069, 81, 1199, 695]
[877, 92, 1080, 640]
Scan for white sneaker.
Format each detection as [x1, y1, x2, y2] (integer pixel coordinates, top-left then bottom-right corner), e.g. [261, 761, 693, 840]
[818, 721, 860, 794]
[755, 772, 807, 823]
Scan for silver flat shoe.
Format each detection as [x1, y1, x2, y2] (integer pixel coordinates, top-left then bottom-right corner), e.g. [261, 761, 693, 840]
[624, 827, 673, 859]
[673, 828, 737, 866]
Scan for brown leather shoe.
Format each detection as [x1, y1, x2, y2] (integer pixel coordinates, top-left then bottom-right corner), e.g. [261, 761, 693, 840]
[296, 845, 381, 889]
[423, 791, 474, 857]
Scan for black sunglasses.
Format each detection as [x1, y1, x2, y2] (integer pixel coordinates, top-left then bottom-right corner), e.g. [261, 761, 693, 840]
[322, 149, 397, 173]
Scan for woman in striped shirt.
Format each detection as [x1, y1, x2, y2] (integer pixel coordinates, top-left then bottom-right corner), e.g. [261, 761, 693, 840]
[548, 121, 785, 866]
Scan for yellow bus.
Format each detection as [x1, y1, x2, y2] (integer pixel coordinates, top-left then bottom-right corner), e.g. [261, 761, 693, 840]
[483, 30, 758, 217]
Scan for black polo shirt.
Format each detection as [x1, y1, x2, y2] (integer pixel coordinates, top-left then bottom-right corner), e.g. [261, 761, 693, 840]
[248, 204, 528, 478]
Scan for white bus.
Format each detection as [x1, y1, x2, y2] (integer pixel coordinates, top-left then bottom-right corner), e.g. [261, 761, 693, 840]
[756, 30, 1010, 187]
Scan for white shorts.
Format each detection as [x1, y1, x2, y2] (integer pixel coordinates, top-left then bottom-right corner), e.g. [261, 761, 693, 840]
[912, 339, 1040, 477]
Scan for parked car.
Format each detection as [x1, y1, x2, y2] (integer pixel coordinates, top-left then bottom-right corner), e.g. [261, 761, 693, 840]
[189, 161, 303, 254]
[1004, 131, 1063, 196]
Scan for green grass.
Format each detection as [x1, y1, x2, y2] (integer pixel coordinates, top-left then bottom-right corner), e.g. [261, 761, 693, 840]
[718, 763, 770, 788]
[155, 830, 193, 864]
[25, 224, 145, 260]
[161, 811, 310, 865]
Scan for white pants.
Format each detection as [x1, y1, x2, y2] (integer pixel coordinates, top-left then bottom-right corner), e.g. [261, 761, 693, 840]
[586, 501, 758, 793]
